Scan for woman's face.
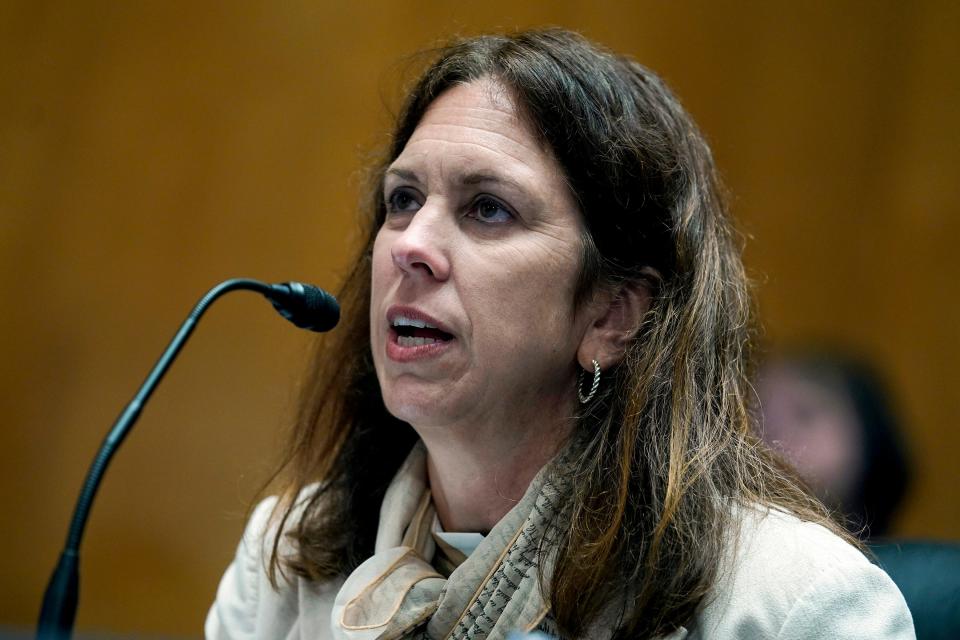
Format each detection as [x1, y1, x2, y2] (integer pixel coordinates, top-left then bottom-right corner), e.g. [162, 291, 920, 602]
[370, 78, 591, 431]
[758, 363, 865, 507]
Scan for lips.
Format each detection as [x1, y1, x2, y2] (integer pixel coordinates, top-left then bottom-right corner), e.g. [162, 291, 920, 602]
[385, 306, 456, 362]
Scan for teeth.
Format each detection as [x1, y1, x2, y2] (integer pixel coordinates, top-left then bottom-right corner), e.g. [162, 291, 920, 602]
[392, 315, 437, 329]
[398, 336, 438, 347]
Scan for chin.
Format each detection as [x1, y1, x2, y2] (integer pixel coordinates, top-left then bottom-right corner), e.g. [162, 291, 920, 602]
[383, 395, 441, 426]
[381, 383, 457, 429]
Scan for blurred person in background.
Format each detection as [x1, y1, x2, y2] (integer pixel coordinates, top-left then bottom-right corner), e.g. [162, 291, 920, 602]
[757, 349, 912, 539]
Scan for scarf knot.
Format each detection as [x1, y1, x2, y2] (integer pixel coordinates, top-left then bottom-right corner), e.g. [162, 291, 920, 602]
[331, 442, 566, 640]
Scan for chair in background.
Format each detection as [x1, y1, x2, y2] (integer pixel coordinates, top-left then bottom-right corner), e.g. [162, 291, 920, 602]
[870, 540, 960, 640]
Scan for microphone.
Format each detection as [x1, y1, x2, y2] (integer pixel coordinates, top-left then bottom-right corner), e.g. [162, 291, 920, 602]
[265, 281, 340, 332]
[37, 278, 338, 640]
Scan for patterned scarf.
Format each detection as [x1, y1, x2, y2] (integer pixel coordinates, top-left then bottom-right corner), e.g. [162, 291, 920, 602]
[330, 441, 564, 640]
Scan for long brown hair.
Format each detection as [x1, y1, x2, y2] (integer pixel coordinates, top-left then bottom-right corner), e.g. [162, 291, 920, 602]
[266, 29, 849, 638]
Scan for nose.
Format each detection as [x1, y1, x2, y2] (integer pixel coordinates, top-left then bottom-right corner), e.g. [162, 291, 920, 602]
[390, 203, 451, 281]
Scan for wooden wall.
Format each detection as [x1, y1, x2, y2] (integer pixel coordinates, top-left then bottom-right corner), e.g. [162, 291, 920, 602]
[2, 1, 957, 635]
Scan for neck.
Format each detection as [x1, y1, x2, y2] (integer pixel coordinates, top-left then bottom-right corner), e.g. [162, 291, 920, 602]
[417, 405, 575, 533]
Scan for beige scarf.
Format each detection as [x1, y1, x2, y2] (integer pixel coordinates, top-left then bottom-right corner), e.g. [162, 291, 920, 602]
[330, 442, 563, 640]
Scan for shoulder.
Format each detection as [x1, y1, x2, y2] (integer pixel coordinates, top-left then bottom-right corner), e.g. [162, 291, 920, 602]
[690, 505, 915, 639]
[204, 488, 345, 640]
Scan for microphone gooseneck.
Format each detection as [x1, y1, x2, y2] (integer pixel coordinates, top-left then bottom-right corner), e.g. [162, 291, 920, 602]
[37, 278, 338, 640]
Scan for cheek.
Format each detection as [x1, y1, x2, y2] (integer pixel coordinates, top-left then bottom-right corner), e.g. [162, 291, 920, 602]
[489, 232, 581, 292]
[370, 232, 392, 295]
[369, 232, 393, 343]
[463, 243, 580, 352]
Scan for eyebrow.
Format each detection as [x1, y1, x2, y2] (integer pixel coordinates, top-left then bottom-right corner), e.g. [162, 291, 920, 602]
[384, 167, 526, 192]
[384, 168, 419, 183]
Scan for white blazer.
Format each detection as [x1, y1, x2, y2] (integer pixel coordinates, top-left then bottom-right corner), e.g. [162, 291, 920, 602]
[206, 497, 915, 639]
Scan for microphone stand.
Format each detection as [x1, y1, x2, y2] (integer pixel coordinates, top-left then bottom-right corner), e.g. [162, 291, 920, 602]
[36, 278, 334, 640]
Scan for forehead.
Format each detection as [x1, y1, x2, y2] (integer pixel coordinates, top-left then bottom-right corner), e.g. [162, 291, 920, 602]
[412, 79, 525, 138]
[396, 79, 561, 180]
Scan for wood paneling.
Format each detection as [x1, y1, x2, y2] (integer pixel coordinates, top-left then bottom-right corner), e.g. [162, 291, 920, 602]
[2, 1, 956, 635]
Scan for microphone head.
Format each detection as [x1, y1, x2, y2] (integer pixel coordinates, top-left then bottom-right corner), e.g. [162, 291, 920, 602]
[267, 282, 340, 332]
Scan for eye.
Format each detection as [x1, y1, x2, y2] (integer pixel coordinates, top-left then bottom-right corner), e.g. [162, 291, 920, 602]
[385, 188, 422, 214]
[467, 196, 514, 224]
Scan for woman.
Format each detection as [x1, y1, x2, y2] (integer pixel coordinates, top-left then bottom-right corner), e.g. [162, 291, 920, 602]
[207, 29, 914, 639]
[757, 349, 912, 539]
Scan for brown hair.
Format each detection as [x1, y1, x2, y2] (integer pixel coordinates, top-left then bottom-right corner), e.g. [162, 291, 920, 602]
[266, 29, 850, 638]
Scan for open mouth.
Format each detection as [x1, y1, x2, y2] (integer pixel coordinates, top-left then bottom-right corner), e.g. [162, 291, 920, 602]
[391, 315, 455, 347]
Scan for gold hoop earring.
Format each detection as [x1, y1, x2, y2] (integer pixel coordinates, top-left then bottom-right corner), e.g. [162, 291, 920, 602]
[578, 359, 601, 404]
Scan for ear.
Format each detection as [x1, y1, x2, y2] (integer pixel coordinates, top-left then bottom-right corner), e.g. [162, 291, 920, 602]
[577, 271, 658, 371]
